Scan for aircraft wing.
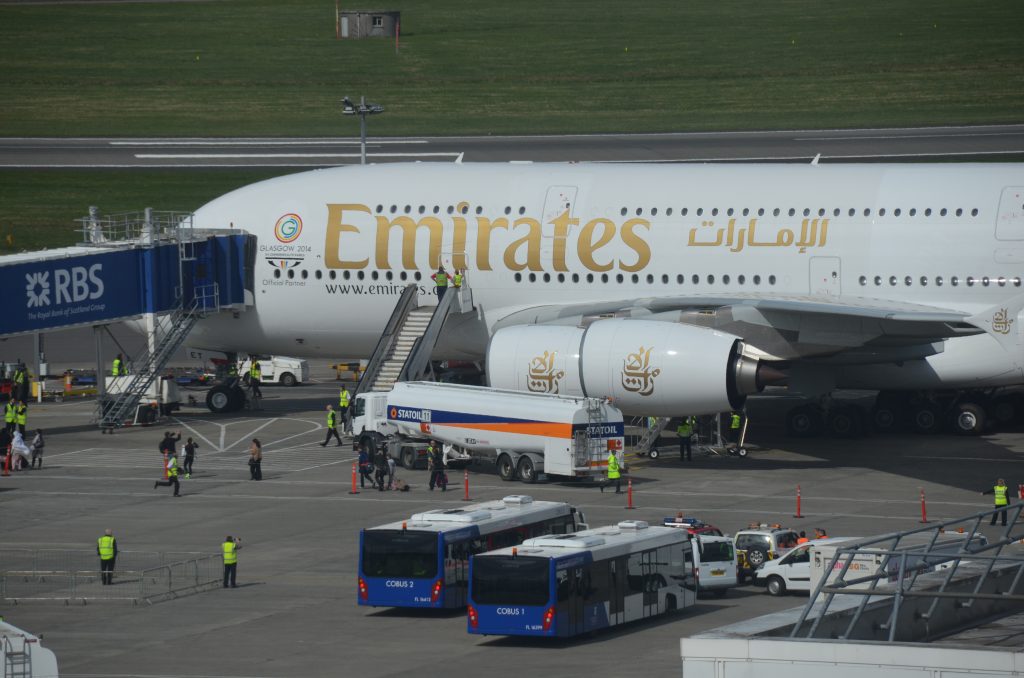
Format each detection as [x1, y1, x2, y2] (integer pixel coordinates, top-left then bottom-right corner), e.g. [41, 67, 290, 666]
[490, 293, 990, 363]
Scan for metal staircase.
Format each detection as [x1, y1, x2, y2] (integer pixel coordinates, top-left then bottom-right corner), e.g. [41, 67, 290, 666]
[97, 284, 219, 430]
[357, 283, 472, 395]
[2, 634, 32, 678]
[636, 417, 671, 456]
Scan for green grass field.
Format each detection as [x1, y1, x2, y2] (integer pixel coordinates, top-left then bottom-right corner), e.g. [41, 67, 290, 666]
[2, 0, 1023, 136]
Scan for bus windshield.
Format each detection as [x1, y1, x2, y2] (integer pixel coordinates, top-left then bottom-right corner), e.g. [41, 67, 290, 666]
[362, 530, 438, 579]
[472, 556, 549, 606]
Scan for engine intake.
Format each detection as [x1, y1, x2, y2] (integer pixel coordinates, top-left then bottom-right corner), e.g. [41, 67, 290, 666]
[487, 319, 765, 416]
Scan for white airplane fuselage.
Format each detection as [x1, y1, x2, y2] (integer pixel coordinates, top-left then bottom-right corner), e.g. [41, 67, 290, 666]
[189, 162, 1024, 392]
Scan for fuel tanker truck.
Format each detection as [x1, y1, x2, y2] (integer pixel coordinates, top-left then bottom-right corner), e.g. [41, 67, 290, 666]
[352, 381, 624, 483]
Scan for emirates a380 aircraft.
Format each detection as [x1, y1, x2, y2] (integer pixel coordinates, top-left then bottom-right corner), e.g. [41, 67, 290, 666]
[188, 161, 1024, 437]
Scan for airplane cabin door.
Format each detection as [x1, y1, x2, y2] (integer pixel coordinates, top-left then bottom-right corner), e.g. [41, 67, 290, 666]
[541, 186, 578, 268]
[996, 187, 1024, 240]
[810, 257, 841, 297]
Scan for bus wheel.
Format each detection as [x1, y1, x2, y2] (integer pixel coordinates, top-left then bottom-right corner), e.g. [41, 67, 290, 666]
[497, 454, 516, 482]
[517, 456, 537, 483]
[401, 446, 416, 470]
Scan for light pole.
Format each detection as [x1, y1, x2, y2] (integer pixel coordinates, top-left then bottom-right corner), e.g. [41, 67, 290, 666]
[342, 96, 385, 165]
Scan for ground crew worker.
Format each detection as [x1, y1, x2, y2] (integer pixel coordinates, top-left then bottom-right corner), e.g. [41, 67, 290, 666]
[248, 358, 263, 399]
[338, 386, 351, 433]
[97, 528, 117, 585]
[222, 535, 242, 588]
[729, 411, 743, 448]
[183, 437, 198, 478]
[321, 404, 342, 447]
[154, 453, 181, 497]
[982, 478, 1011, 526]
[12, 364, 28, 402]
[452, 269, 464, 288]
[4, 399, 15, 434]
[676, 416, 695, 462]
[601, 450, 622, 494]
[431, 265, 451, 302]
[796, 531, 809, 544]
[15, 400, 27, 435]
[428, 441, 447, 491]
[112, 353, 124, 377]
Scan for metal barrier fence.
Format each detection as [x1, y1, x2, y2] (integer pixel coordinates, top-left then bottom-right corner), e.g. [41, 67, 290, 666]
[0, 549, 221, 605]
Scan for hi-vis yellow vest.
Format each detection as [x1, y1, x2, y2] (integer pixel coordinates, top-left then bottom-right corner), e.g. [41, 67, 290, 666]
[223, 541, 237, 565]
[98, 535, 115, 560]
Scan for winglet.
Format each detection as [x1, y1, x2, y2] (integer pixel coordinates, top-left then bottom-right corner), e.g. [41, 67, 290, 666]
[966, 292, 1024, 351]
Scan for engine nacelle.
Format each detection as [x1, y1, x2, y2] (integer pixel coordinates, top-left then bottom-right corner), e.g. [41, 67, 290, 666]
[487, 319, 763, 416]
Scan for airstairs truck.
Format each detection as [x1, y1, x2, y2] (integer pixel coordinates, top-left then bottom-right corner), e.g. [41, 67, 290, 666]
[352, 381, 624, 483]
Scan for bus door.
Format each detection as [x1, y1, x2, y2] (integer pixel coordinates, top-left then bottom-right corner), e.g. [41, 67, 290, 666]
[628, 552, 658, 619]
[609, 557, 627, 625]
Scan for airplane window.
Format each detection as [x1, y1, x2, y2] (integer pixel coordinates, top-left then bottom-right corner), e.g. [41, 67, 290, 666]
[707, 275, 715, 284]
[819, 208, 826, 217]
[667, 208, 674, 216]
[300, 270, 308, 280]
[738, 275, 745, 284]
[514, 273, 522, 282]
[889, 276, 897, 286]
[587, 274, 594, 283]
[864, 209, 872, 217]
[919, 276, 927, 286]
[519, 207, 526, 215]
[636, 208, 643, 216]
[544, 273, 552, 282]
[461, 204, 469, 214]
[967, 277, 975, 286]
[662, 274, 669, 284]
[757, 208, 765, 216]
[389, 205, 397, 213]
[433, 206, 440, 214]
[529, 273, 537, 283]
[982, 277, 990, 286]
[621, 208, 628, 216]
[712, 208, 719, 216]
[803, 208, 810, 217]
[697, 208, 704, 216]
[386, 271, 394, 280]
[998, 277, 1006, 287]
[601, 274, 609, 283]
[447, 206, 454, 214]
[403, 205, 411, 213]
[417, 206, 425, 214]
[951, 276, 959, 286]
[558, 273, 565, 283]
[691, 274, 699, 284]
[956, 208, 963, 217]
[936, 276, 943, 286]
[909, 208, 917, 216]
[723, 274, 730, 284]
[357, 271, 365, 280]
[940, 208, 948, 216]
[753, 275, 761, 285]
[273, 270, 281, 279]
[773, 208, 780, 217]
[904, 276, 912, 286]
[343, 271, 351, 280]
[414, 272, 422, 281]
[1014, 278, 1022, 287]
[315, 270, 322, 280]
[880, 208, 887, 217]
[848, 208, 856, 217]
[651, 208, 659, 216]
[925, 208, 932, 216]
[287, 270, 295, 279]
[375, 204, 383, 213]
[676, 274, 684, 284]
[616, 274, 624, 283]
[768, 275, 776, 285]
[400, 271, 408, 281]
[681, 208, 689, 216]
[371, 271, 379, 280]
[572, 273, 580, 283]
[788, 208, 796, 217]
[476, 206, 483, 215]
[832, 208, 839, 217]
[971, 208, 979, 217]
[329, 271, 336, 280]
[504, 206, 511, 215]
[742, 208, 749, 216]
[894, 208, 901, 217]
[727, 208, 734, 216]
[858, 276, 866, 286]
[874, 275, 882, 286]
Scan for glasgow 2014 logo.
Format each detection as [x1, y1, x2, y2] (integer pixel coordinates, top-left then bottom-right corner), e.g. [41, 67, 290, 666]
[274, 214, 303, 243]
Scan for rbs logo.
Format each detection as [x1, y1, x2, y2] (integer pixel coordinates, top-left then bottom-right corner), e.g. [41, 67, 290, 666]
[25, 264, 104, 309]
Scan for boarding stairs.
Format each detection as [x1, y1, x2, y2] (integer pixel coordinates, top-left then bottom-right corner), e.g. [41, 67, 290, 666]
[635, 416, 672, 456]
[2, 634, 32, 678]
[357, 282, 474, 395]
[97, 283, 220, 430]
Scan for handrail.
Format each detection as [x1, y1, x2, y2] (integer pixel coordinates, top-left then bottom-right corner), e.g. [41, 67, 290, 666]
[356, 283, 420, 396]
[399, 284, 462, 382]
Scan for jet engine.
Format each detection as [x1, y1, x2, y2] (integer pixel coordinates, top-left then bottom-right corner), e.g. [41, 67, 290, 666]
[487, 319, 766, 416]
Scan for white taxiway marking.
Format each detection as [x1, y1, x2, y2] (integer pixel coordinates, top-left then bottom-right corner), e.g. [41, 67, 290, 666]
[598, 149, 1024, 163]
[111, 139, 429, 146]
[171, 416, 322, 453]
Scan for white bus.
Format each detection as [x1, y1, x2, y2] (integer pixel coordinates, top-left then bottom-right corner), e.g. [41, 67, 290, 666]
[468, 520, 696, 637]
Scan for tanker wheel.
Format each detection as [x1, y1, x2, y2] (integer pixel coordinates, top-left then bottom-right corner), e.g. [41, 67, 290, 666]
[517, 456, 537, 484]
[401, 446, 416, 470]
[497, 454, 516, 482]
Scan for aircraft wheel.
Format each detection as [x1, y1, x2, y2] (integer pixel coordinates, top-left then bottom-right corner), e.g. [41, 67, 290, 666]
[786, 405, 823, 438]
[911, 403, 942, 434]
[497, 454, 516, 482]
[952, 402, 986, 436]
[517, 455, 537, 484]
[827, 405, 864, 438]
[990, 395, 1019, 426]
[206, 385, 234, 413]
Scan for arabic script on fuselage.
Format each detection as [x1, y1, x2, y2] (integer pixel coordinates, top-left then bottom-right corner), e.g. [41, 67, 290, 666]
[621, 346, 661, 396]
[527, 350, 565, 394]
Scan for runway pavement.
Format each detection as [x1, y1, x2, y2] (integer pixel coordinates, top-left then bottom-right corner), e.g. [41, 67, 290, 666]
[3, 124, 1024, 168]
[1, 367, 1021, 678]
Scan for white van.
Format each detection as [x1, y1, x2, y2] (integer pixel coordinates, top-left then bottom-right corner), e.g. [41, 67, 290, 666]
[237, 356, 309, 387]
[692, 534, 738, 597]
[753, 538, 856, 596]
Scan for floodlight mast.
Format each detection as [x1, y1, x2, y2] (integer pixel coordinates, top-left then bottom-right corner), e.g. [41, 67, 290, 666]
[342, 95, 385, 165]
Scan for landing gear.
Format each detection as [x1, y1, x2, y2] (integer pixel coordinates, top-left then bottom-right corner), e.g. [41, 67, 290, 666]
[871, 391, 907, 433]
[205, 383, 246, 413]
[826, 404, 865, 438]
[951, 402, 986, 436]
[786, 404, 823, 438]
[910, 402, 942, 434]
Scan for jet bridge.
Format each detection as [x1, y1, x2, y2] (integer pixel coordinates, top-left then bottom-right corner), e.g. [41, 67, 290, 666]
[0, 208, 255, 428]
